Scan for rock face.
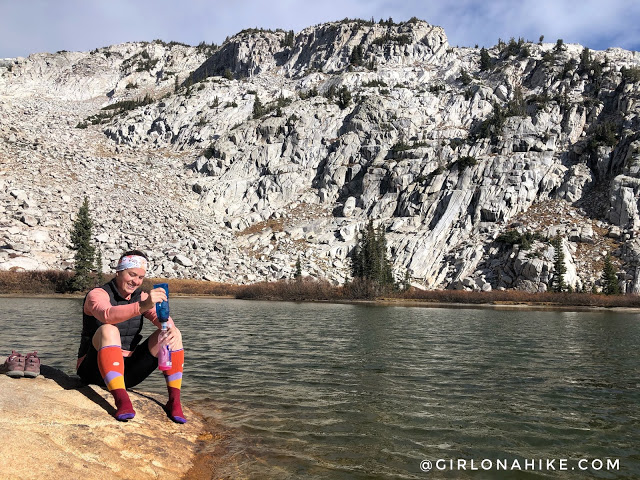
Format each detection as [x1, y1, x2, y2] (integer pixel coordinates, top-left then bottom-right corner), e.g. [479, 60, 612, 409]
[1, 19, 640, 292]
[0, 365, 204, 480]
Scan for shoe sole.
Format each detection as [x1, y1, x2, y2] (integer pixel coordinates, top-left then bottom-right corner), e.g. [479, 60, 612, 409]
[5, 371, 24, 378]
[23, 371, 39, 378]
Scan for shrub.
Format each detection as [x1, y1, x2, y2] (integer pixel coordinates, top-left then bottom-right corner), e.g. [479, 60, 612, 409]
[496, 229, 542, 250]
[372, 33, 412, 46]
[588, 121, 618, 151]
[236, 277, 340, 301]
[457, 155, 478, 170]
[621, 66, 640, 83]
[0, 270, 74, 294]
[459, 68, 472, 85]
[101, 94, 154, 113]
[362, 79, 387, 88]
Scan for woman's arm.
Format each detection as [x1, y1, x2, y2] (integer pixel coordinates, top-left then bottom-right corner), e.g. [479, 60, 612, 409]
[84, 288, 144, 324]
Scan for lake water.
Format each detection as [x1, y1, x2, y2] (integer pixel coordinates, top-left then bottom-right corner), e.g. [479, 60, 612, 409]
[0, 297, 638, 479]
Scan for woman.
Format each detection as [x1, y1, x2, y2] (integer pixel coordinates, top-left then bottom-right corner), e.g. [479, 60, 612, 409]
[76, 250, 186, 423]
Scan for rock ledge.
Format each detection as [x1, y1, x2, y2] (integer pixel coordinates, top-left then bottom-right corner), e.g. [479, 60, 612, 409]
[0, 364, 204, 480]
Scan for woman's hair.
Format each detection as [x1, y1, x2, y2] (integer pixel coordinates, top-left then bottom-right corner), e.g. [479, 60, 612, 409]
[119, 249, 148, 261]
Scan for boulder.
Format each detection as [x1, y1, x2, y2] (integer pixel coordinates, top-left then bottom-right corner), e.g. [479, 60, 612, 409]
[20, 214, 38, 227]
[173, 255, 193, 267]
[342, 197, 356, 217]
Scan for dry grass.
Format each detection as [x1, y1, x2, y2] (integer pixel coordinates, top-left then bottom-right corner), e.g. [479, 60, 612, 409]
[141, 277, 241, 297]
[236, 277, 341, 301]
[396, 288, 640, 308]
[2, 270, 639, 309]
[0, 270, 74, 294]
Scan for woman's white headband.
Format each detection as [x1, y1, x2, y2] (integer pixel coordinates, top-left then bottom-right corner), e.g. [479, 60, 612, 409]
[116, 255, 148, 272]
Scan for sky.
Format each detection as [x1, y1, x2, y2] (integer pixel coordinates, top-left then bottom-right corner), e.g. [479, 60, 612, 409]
[1, 0, 639, 58]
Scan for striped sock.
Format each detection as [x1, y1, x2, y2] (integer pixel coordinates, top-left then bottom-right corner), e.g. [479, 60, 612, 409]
[164, 349, 186, 423]
[97, 345, 135, 421]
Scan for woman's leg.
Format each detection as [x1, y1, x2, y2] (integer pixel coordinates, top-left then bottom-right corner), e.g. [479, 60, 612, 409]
[149, 327, 187, 423]
[92, 324, 135, 421]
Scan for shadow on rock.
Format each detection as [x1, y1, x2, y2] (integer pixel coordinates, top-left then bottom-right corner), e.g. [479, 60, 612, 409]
[40, 364, 115, 415]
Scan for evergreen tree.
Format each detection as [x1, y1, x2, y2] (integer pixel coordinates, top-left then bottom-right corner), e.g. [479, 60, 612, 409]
[551, 237, 566, 292]
[350, 220, 394, 287]
[349, 44, 364, 66]
[281, 30, 295, 48]
[579, 47, 592, 74]
[402, 270, 411, 291]
[507, 86, 526, 116]
[253, 94, 264, 118]
[69, 196, 95, 292]
[336, 86, 352, 110]
[480, 47, 491, 71]
[294, 255, 302, 279]
[602, 254, 621, 295]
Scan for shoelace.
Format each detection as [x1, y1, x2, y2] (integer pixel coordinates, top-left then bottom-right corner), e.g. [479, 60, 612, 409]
[25, 351, 39, 363]
[8, 350, 24, 362]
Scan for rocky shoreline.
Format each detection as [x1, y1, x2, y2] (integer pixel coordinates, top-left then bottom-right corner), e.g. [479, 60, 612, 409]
[0, 364, 207, 480]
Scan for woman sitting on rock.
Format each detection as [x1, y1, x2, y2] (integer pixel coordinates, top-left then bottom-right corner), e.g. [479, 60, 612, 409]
[76, 250, 186, 423]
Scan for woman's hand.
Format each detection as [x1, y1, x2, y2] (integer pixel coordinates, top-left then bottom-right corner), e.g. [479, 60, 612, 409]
[139, 287, 167, 313]
[161, 325, 181, 351]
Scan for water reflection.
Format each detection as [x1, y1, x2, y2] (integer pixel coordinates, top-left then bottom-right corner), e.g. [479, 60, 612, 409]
[0, 298, 638, 479]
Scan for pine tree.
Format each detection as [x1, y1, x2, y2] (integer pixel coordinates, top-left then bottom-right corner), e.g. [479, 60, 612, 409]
[602, 254, 621, 295]
[579, 47, 592, 74]
[253, 94, 264, 118]
[336, 86, 352, 110]
[402, 270, 411, 291]
[69, 196, 95, 292]
[480, 47, 491, 71]
[350, 220, 394, 287]
[294, 255, 302, 279]
[551, 237, 566, 292]
[349, 44, 364, 66]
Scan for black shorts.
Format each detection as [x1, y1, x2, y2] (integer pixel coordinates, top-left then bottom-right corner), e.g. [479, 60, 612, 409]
[77, 338, 158, 388]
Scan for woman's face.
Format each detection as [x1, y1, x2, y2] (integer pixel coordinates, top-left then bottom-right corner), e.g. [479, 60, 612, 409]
[115, 267, 146, 297]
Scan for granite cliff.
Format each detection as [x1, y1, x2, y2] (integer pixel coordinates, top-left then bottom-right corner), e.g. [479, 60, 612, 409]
[2, 18, 640, 292]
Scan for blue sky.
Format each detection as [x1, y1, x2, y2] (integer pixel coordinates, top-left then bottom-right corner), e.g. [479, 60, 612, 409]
[1, 0, 639, 58]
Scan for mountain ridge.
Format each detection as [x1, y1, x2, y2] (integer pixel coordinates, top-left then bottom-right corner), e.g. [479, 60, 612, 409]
[1, 18, 640, 292]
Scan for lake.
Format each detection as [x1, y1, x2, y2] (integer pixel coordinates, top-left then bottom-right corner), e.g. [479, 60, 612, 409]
[0, 297, 638, 479]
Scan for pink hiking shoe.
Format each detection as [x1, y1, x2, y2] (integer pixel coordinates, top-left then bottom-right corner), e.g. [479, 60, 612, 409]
[1, 351, 25, 378]
[24, 351, 41, 378]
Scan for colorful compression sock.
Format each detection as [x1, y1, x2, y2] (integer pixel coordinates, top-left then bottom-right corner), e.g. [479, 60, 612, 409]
[97, 345, 135, 421]
[164, 348, 186, 423]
